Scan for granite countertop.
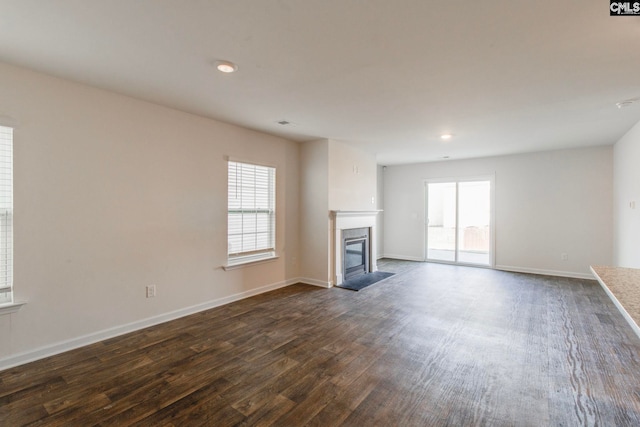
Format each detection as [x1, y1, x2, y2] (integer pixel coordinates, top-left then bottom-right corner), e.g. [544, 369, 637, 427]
[591, 265, 640, 330]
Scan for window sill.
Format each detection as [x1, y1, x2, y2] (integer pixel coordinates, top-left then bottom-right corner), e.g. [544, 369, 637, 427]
[0, 301, 26, 315]
[223, 254, 279, 270]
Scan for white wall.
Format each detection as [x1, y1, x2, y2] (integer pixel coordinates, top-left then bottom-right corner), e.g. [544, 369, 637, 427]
[0, 62, 300, 368]
[613, 119, 640, 268]
[384, 146, 613, 278]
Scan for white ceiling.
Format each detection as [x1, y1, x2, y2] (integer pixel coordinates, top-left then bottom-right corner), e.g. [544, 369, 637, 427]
[1, 0, 639, 164]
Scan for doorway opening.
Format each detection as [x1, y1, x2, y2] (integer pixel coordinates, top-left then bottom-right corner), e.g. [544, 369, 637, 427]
[426, 178, 493, 266]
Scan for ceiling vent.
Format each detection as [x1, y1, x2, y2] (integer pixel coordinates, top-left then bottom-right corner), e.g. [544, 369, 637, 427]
[616, 98, 639, 109]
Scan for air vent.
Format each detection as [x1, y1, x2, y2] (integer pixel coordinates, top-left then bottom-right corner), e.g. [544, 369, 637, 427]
[616, 98, 639, 109]
[277, 120, 291, 125]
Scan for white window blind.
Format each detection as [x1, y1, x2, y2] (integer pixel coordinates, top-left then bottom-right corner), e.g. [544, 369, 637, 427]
[0, 126, 13, 305]
[227, 161, 276, 261]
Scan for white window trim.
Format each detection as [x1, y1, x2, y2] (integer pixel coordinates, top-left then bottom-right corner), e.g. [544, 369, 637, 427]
[226, 159, 276, 269]
[0, 125, 14, 307]
[0, 301, 26, 315]
[222, 253, 279, 271]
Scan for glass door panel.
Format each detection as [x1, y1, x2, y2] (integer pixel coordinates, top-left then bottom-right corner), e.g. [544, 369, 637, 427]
[426, 182, 456, 262]
[458, 181, 491, 266]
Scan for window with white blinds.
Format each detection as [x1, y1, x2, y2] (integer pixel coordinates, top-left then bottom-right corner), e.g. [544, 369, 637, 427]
[227, 160, 276, 264]
[0, 126, 13, 305]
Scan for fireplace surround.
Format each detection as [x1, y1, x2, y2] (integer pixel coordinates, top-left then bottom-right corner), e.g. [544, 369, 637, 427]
[331, 210, 381, 286]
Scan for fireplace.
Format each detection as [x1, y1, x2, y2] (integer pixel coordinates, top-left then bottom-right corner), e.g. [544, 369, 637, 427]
[343, 227, 370, 280]
[331, 210, 380, 286]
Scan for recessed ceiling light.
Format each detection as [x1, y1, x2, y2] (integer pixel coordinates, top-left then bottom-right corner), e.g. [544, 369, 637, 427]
[441, 133, 453, 140]
[215, 60, 238, 73]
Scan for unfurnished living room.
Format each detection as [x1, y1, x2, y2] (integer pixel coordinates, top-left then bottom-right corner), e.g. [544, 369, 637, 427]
[1, 1, 640, 426]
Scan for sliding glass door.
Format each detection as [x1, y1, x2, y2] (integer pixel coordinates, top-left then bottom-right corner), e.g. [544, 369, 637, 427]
[426, 178, 493, 266]
[426, 182, 456, 262]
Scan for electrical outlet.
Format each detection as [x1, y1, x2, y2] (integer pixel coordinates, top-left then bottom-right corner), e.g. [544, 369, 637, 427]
[561, 253, 568, 261]
[146, 284, 156, 298]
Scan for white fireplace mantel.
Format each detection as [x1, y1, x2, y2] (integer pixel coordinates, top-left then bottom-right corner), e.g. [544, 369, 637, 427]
[331, 210, 382, 285]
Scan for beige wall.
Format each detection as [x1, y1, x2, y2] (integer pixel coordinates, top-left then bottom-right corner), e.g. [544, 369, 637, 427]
[376, 165, 385, 258]
[299, 139, 377, 285]
[0, 62, 300, 367]
[328, 139, 377, 210]
[383, 146, 613, 278]
[613, 119, 640, 268]
[299, 139, 330, 286]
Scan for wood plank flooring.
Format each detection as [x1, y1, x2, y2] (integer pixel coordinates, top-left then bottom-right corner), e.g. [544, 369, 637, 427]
[2, 260, 640, 426]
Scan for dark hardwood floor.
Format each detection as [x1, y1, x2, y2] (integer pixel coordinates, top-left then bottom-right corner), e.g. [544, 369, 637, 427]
[2, 260, 640, 426]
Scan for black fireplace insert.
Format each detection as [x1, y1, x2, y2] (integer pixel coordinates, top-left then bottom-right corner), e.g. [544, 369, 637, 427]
[343, 227, 370, 280]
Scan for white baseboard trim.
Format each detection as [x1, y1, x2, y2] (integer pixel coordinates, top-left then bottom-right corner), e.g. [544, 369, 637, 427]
[296, 277, 332, 288]
[494, 265, 593, 280]
[0, 278, 298, 371]
[380, 257, 593, 280]
[382, 254, 424, 262]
